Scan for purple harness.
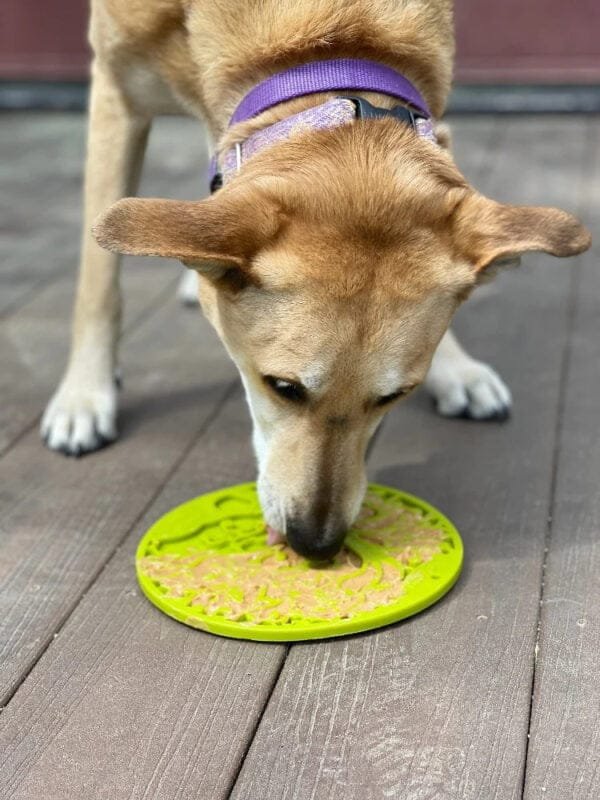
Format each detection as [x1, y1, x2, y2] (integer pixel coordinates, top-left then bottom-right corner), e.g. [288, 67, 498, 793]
[210, 58, 435, 192]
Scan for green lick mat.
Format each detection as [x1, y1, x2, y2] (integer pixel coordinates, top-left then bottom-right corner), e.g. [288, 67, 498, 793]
[136, 482, 463, 642]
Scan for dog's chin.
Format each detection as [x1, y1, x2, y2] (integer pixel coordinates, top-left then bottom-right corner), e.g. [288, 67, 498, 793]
[256, 473, 286, 543]
[266, 525, 286, 546]
[349, 473, 368, 523]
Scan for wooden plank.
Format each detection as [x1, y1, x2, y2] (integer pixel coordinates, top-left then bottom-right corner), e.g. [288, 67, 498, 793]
[229, 117, 589, 799]
[523, 121, 600, 799]
[0, 292, 237, 705]
[0, 388, 287, 800]
[0, 113, 208, 317]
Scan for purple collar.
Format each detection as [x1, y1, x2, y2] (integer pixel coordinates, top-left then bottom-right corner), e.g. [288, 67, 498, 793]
[210, 58, 435, 190]
[230, 58, 430, 123]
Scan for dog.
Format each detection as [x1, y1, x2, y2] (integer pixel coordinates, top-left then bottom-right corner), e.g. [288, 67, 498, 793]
[41, 0, 590, 559]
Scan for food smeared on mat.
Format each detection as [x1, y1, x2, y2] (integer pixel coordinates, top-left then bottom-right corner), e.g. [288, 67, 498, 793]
[136, 483, 463, 641]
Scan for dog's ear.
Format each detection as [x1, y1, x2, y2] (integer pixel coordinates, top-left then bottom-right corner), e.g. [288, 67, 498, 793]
[451, 191, 591, 275]
[92, 182, 282, 288]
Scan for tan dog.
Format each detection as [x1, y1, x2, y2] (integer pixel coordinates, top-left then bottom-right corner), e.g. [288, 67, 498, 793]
[41, 0, 590, 558]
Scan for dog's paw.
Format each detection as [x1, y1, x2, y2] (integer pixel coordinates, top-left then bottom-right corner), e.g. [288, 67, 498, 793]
[177, 269, 199, 306]
[41, 376, 118, 456]
[426, 358, 512, 421]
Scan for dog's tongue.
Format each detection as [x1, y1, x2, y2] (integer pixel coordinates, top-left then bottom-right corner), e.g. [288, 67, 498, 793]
[266, 525, 285, 546]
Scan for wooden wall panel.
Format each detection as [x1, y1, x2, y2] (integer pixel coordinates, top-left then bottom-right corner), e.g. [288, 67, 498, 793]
[0, 0, 89, 79]
[455, 0, 600, 82]
[1, 0, 600, 83]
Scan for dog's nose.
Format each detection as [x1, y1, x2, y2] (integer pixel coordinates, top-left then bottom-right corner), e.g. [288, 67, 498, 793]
[285, 518, 347, 561]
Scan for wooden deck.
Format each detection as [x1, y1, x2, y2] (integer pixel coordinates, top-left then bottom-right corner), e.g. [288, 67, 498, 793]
[0, 113, 598, 800]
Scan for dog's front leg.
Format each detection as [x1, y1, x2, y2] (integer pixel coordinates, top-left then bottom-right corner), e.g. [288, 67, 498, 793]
[425, 329, 512, 420]
[41, 61, 150, 455]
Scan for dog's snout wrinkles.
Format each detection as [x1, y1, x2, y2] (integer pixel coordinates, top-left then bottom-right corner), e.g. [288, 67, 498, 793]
[286, 517, 347, 561]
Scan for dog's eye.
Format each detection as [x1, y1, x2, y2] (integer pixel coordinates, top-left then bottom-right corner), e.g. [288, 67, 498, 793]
[375, 387, 413, 407]
[263, 375, 307, 403]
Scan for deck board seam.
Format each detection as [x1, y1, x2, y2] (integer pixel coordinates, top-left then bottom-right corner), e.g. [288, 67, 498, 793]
[518, 116, 593, 799]
[518, 247, 581, 800]
[1, 377, 240, 711]
[0, 417, 40, 467]
[0, 270, 74, 323]
[224, 644, 291, 799]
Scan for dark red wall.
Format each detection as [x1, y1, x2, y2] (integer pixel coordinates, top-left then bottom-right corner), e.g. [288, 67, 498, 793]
[2, 0, 600, 82]
[0, 1, 89, 79]
[455, 0, 600, 82]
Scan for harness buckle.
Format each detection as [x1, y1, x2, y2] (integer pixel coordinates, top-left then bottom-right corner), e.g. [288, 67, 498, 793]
[343, 95, 423, 131]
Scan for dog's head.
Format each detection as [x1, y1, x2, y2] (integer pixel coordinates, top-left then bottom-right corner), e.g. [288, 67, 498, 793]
[94, 120, 590, 559]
